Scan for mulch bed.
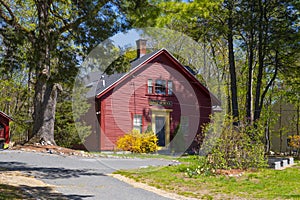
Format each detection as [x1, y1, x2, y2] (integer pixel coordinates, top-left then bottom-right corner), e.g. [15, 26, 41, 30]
[10, 144, 91, 157]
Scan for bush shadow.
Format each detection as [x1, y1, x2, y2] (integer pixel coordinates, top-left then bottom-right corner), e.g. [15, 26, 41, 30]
[0, 161, 106, 179]
[0, 184, 93, 199]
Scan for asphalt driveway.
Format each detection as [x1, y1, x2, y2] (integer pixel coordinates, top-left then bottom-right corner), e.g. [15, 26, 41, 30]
[0, 150, 174, 200]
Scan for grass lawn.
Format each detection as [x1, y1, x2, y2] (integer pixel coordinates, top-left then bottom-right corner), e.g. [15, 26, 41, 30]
[0, 184, 27, 200]
[114, 156, 300, 199]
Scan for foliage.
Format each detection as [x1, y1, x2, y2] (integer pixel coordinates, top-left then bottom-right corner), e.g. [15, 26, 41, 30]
[204, 117, 267, 169]
[104, 48, 137, 75]
[116, 129, 158, 153]
[54, 81, 91, 148]
[288, 135, 300, 149]
[0, 0, 132, 143]
[288, 135, 300, 156]
[128, 0, 300, 153]
[0, 74, 33, 143]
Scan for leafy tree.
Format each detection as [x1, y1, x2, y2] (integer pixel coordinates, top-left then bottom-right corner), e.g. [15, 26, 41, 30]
[55, 83, 91, 148]
[124, 0, 299, 155]
[0, 0, 130, 144]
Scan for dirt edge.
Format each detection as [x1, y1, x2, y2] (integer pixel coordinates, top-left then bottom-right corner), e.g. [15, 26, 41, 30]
[109, 173, 198, 200]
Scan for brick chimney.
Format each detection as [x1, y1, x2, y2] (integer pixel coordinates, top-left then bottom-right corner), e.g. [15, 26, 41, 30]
[136, 39, 147, 58]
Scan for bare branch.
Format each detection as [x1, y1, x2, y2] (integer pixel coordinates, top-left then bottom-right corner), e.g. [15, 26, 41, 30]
[259, 51, 279, 110]
[0, 0, 14, 20]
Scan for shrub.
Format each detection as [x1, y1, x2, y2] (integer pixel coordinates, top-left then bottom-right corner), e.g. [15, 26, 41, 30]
[116, 129, 158, 153]
[202, 116, 267, 170]
[288, 135, 300, 156]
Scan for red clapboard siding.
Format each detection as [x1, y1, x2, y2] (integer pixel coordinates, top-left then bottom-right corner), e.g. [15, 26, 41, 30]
[80, 49, 213, 151]
[0, 111, 13, 144]
[96, 51, 212, 151]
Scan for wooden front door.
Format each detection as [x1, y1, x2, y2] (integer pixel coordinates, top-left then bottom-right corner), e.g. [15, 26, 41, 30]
[155, 116, 166, 146]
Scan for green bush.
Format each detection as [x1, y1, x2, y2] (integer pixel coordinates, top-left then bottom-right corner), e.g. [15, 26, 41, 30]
[203, 116, 267, 170]
[116, 129, 158, 153]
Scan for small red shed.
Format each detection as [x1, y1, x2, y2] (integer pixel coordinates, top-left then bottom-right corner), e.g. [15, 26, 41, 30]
[0, 111, 13, 147]
[84, 39, 220, 153]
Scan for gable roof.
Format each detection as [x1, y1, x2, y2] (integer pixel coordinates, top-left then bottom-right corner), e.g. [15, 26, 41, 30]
[0, 111, 13, 121]
[94, 49, 165, 97]
[85, 48, 213, 101]
[130, 49, 161, 70]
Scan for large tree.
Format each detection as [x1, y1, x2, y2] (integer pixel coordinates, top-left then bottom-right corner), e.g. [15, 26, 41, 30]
[0, 0, 129, 144]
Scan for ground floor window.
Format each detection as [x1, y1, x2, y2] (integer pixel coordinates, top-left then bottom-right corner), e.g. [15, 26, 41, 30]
[133, 114, 142, 133]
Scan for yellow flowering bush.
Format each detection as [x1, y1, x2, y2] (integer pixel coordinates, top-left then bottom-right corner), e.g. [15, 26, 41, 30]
[116, 129, 158, 153]
[288, 135, 300, 148]
[288, 135, 300, 156]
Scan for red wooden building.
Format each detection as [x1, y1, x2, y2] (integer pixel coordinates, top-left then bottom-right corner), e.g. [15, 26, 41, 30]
[84, 40, 220, 152]
[0, 111, 13, 147]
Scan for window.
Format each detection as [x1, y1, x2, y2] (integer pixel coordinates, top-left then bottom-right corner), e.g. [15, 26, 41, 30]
[148, 79, 172, 95]
[133, 114, 142, 133]
[155, 79, 166, 95]
[167, 81, 173, 95]
[147, 79, 153, 94]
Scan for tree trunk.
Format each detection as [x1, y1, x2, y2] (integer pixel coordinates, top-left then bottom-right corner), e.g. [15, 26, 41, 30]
[246, 0, 255, 124]
[28, 0, 58, 145]
[264, 90, 272, 153]
[227, 5, 239, 121]
[254, 0, 265, 122]
[279, 95, 282, 153]
[297, 101, 299, 135]
[30, 82, 59, 145]
[246, 39, 254, 123]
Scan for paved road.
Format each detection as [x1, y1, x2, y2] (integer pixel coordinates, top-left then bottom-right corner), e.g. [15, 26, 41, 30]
[0, 150, 174, 200]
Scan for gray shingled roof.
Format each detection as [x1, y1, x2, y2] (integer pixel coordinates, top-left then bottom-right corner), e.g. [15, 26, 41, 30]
[95, 72, 126, 95]
[85, 49, 161, 98]
[130, 49, 160, 70]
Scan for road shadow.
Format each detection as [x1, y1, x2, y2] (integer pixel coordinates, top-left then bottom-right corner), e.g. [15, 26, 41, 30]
[0, 161, 106, 179]
[0, 184, 93, 200]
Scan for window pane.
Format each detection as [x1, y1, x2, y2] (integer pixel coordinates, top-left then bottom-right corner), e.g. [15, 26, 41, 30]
[133, 114, 142, 133]
[155, 79, 166, 95]
[148, 79, 153, 94]
[168, 81, 173, 95]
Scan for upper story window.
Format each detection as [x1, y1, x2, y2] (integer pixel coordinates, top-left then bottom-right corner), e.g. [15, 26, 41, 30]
[148, 79, 153, 94]
[155, 79, 166, 95]
[147, 79, 173, 95]
[167, 81, 173, 95]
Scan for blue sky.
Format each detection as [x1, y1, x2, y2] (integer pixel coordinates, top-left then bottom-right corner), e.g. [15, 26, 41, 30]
[110, 29, 143, 49]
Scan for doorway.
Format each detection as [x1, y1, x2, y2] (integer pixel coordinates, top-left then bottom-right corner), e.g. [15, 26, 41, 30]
[151, 109, 172, 147]
[155, 116, 166, 146]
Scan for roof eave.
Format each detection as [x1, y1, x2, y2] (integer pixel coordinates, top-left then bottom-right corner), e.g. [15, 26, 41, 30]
[0, 111, 13, 121]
